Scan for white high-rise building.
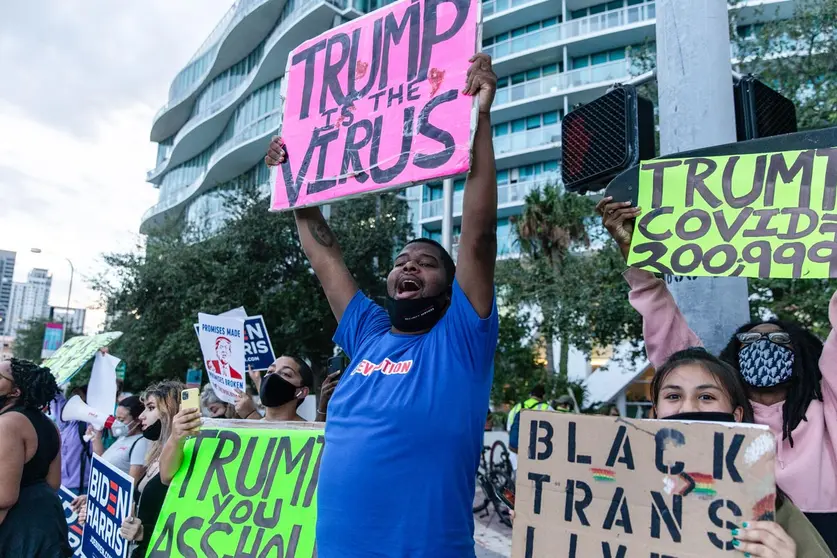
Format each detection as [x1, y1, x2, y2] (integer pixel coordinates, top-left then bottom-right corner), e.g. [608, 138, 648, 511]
[0, 250, 15, 334]
[50, 307, 87, 335]
[5, 269, 53, 337]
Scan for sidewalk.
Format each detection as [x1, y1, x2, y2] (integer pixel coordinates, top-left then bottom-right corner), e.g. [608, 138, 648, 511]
[473, 492, 512, 558]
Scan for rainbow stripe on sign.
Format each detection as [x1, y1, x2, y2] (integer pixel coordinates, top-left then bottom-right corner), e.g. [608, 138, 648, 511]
[591, 468, 616, 482]
[690, 473, 716, 497]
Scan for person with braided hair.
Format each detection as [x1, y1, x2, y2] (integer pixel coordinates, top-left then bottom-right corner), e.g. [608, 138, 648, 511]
[599, 197, 837, 554]
[0, 358, 70, 557]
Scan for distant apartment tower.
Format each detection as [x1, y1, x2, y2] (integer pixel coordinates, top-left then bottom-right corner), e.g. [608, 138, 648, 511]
[50, 307, 87, 335]
[5, 268, 52, 337]
[0, 250, 15, 334]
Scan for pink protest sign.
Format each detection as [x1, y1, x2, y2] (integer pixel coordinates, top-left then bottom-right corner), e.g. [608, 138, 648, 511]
[271, 0, 480, 211]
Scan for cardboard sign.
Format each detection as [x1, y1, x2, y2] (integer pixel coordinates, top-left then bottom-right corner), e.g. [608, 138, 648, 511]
[627, 148, 837, 278]
[512, 412, 776, 558]
[198, 313, 246, 403]
[243, 315, 276, 371]
[81, 455, 135, 558]
[43, 332, 123, 386]
[146, 422, 324, 558]
[271, 0, 480, 211]
[59, 485, 84, 557]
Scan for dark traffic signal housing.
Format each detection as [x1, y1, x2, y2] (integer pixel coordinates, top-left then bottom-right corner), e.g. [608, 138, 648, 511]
[562, 76, 798, 193]
[733, 75, 798, 141]
[561, 85, 655, 194]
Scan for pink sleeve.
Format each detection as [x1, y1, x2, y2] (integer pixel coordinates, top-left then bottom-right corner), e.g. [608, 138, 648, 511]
[624, 268, 702, 369]
[820, 289, 837, 410]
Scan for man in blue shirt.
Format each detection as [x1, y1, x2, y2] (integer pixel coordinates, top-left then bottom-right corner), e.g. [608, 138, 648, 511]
[266, 53, 499, 558]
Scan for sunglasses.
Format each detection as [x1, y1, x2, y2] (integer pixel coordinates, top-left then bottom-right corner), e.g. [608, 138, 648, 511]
[736, 332, 792, 345]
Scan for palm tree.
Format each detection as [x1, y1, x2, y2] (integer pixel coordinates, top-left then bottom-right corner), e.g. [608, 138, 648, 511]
[512, 182, 596, 379]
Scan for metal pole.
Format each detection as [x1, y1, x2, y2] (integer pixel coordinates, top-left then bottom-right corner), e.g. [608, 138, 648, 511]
[655, 0, 750, 355]
[63, 259, 74, 343]
[441, 178, 454, 252]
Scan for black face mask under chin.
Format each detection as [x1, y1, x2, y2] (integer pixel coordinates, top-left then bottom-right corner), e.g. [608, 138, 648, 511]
[385, 292, 448, 332]
[142, 420, 162, 441]
[661, 411, 737, 423]
[260, 374, 302, 408]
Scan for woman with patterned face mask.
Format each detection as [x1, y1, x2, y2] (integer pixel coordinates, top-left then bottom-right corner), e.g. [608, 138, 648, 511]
[598, 197, 837, 554]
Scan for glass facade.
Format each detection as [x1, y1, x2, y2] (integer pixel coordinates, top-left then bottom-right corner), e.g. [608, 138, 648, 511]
[191, 41, 266, 119]
[183, 163, 271, 233]
[157, 77, 283, 204]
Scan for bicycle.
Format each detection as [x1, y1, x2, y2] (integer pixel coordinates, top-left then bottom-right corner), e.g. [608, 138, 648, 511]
[473, 441, 514, 527]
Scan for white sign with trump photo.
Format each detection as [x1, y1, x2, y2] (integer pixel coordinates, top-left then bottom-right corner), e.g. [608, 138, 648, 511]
[197, 313, 246, 403]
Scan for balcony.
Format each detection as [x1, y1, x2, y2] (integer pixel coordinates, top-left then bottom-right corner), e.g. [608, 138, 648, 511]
[495, 124, 561, 157]
[452, 229, 519, 261]
[148, 0, 347, 181]
[420, 176, 556, 221]
[141, 110, 282, 230]
[494, 59, 630, 109]
[483, 2, 655, 61]
[562, 2, 655, 39]
[154, 0, 272, 123]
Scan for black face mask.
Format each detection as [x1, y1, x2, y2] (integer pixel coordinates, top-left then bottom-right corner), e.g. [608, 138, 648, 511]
[385, 292, 448, 332]
[260, 374, 302, 408]
[142, 420, 162, 441]
[661, 411, 737, 423]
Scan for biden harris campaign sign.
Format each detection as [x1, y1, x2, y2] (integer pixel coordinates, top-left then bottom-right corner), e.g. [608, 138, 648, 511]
[81, 455, 134, 558]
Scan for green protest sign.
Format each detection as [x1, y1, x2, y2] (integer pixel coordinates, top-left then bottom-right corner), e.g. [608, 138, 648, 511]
[627, 148, 837, 278]
[42, 332, 123, 386]
[146, 423, 324, 558]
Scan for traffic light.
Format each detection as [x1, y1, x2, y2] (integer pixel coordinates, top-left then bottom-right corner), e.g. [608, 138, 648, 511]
[733, 75, 797, 140]
[561, 85, 655, 193]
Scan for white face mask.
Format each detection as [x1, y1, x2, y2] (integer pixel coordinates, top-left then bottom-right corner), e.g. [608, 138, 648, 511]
[111, 420, 133, 438]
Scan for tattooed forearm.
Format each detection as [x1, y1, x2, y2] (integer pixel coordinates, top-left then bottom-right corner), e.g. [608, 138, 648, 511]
[308, 218, 336, 248]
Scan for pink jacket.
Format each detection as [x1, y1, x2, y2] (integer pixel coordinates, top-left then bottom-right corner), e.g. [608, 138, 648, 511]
[625, 268, 837, 513]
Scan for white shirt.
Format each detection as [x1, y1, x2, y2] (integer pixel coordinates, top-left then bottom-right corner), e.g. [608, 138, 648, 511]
[102, 434, 147, 475]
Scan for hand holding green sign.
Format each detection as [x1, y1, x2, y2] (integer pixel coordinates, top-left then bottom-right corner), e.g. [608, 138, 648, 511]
[627, 147, 837, 278]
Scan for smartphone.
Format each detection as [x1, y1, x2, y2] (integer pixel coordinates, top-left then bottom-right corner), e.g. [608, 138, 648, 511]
[181, 388, 200, 411]
[327, 355, 346, 377]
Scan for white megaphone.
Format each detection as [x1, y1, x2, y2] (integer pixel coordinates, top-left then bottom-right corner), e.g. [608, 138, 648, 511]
[62, 395, 115, 441]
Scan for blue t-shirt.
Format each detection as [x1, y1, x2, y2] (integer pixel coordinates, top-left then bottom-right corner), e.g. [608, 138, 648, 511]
[316, 279, 499, 558]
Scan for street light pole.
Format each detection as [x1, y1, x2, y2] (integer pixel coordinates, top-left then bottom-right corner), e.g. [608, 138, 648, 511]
[64, 258, 75, 344]
[30, 248, 75, 344]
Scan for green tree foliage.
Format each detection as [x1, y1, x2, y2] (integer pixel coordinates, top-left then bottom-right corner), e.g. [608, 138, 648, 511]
[497, 184, 643, 382]
[12, 318, 81, 362]
[731, 0, 837, 131]
[492, 309, 547, 405]
[93, 192, 410, 392]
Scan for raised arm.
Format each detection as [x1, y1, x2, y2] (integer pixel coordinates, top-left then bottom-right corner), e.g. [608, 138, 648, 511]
[456, 54, 498, 319]
[597, 197, 701, 367]
[159, 408, 201, 486]
[820, 288, 837, 402]
[265, 138, 358, 322]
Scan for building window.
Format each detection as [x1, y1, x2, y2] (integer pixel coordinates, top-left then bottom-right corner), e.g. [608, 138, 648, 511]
[483, 17, 559, 47]
[493, 112, 561, 137]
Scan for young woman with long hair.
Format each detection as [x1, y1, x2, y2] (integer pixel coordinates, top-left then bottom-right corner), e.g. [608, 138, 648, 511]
[75, 380, 183, 558]
[598, 197, 837, 553]
[649, 348, 831, 557]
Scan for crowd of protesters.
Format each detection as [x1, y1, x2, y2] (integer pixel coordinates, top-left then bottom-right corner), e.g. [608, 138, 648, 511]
[1, 52, 835, 558]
